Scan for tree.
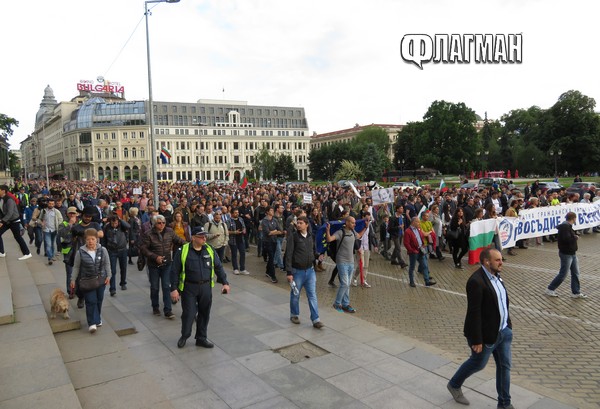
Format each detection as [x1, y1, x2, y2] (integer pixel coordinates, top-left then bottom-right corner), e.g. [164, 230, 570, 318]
[274, 154, 297, 181]
[335, 160, 363, 181]
[252, 147, 277, 180]
[354, 126, 390, 156]
[9, 151, 20, 178]
[0, 114, 18, 138]
[361, 143, 386, 181]
[309, 142, 352, 181]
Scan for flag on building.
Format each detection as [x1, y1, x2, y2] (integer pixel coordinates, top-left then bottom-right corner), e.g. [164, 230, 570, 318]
[160, 147, 171, 164]
[468, 219, 497, 264]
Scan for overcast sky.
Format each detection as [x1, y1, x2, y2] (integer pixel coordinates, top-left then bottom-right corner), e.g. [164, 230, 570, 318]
[1, 0, 598, 148]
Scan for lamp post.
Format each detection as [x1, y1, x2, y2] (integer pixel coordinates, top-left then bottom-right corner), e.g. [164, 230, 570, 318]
[145, 0, 180, 205]
[549, 149, 562, 177]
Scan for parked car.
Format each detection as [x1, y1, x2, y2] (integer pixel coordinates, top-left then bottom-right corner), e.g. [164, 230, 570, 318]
[478, 177, 510, 188]
[392, 182, 417, 191]
[566, 182, 600, 197]
[460, 182, 479, 190]
[537, 182, 564, 194]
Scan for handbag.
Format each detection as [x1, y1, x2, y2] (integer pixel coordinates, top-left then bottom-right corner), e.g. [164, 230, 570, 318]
[137, 255, 146, 271]
[79, 274, 104, 292]
[78, 248, 105, 292]
[447, 228, 459, 240]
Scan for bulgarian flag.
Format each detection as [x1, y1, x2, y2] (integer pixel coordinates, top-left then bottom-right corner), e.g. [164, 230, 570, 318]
[240, 170, 248, 188]
[439, 178, 447, 192]
[160, 147, 171, 164]
[468, 219, 497, 264]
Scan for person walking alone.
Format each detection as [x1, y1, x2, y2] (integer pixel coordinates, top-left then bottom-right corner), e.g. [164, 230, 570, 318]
[545, 212, 587, 298]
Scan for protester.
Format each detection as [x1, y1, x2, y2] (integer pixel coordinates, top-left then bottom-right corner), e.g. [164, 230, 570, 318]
[70, 228, 110, 333]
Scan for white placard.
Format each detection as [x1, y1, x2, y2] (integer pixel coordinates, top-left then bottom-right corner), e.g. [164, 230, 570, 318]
[303, 193, 313, 204]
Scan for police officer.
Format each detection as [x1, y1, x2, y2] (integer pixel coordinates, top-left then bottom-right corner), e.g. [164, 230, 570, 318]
[171, 226, 230, 348]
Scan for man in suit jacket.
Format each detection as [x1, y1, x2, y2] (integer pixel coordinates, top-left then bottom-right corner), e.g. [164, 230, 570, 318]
[447, 248, 514, 409]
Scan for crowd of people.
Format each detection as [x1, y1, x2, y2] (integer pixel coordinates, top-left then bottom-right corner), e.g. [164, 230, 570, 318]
[1, 177, 597, 330]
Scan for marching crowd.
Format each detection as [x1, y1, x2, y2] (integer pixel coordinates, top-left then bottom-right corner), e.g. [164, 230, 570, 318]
[0, 178, 597, 330]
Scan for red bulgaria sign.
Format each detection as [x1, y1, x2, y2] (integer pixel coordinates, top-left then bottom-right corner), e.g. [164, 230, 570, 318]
[77, 77, 124, 94]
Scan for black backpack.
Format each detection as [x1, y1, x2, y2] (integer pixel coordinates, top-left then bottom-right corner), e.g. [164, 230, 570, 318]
[326, 231, 360, 259]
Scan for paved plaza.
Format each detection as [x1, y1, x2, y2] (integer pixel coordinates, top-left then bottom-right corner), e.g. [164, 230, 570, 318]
[1, 231, 597, 408]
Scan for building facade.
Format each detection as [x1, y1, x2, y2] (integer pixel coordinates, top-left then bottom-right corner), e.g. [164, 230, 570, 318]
[310, 123, 404, 160]
[21, 86, 310, 182]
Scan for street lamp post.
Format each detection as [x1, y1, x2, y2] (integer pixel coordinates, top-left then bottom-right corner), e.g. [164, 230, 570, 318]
[549, 149, 562, 177]
[145, 0, 180, 205]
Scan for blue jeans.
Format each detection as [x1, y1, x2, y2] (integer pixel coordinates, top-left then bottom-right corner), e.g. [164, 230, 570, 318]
[109, 249, 128, 292]
[334, 263, 353, 307]
[148, 262, 173, 313]
[44, 231, 57, 260]
[230, 238, 246, 271]
[274, 237, 284, 269]
[548, 252, 580, 294]
[84, 284, 106, 326]
[449, 327, 513, 408]
[408, 252, 431, 284]
[290, 267, 320, 323]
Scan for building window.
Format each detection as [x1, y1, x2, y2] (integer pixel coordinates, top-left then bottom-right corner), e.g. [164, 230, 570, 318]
[97, 149, 101, 159]
[233, 142, 239, 150]
[132, 148, 137, 158]
[111, 132, 116, 139]
[112, 148, 117, 158]
[124, 148, 129, 158]
[104, 133, 108, 140]
[123, 132, 128, 139]
[131, 132, 136, 139]
[140, 131, 144, 138]
[105, 148, 109, 159]
[96, 133, 101, 140]
[234, 155, 239, 164]
[140, 148, 145, 158]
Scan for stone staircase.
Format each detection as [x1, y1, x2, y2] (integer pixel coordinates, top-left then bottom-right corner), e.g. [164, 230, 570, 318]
[0, 240, 173, 409]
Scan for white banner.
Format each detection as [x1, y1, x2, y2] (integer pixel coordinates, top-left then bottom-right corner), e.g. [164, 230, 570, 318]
[497, 202, 600, 249]
[371, 187, 395, 205]
[303, 193, 313, 204]
[133, 187, 142, 195]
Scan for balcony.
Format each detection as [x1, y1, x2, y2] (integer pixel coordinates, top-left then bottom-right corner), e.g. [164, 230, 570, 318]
[75, 157, 92, 163]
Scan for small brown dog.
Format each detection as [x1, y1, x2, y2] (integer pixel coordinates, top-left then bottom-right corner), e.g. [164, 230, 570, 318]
[50, 288, 70, 319]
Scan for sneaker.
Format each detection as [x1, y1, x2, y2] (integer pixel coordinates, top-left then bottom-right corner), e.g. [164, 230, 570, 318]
[313, 321, 324, 329]
[426, 280, 437, 287]
[48, 260, 53, 265]
[89, 324, 97, 333]
[165, 311, 175, 319]
[110, 290, 116, 296]
[447, 383, 470, 405]
[332, 304, 344, 312]
[290, 316, 300, 324]
[352, 279, 358, 287]
[121, 285, 127, 291]
[571, 293, 588, 299]
[361, 281, 371, 288]
[341, 305, 356, 313]
[0, 252, 5, 258]
[241, 270, 250, 275]
[18, 254, 32, 261]
[36, 248, 40, 255]
[327, 282, 337, 288]
[270, 276, 278, 284]
[455, 263, 464, 270]
[233, 269, 240, 275]
[545, 289, 559, 297]
[97, 320, 103, 327]
[153, 308, 161, 316]
[77, 298, 85, 309]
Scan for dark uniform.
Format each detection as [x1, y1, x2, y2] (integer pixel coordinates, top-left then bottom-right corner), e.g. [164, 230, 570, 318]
[172, 243, 228, 346]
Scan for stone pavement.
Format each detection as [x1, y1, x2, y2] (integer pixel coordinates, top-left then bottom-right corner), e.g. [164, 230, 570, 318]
[0, 232, 591, 409]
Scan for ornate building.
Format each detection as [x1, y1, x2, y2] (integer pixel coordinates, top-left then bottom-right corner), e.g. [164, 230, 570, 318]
[21, 86, 310, 182]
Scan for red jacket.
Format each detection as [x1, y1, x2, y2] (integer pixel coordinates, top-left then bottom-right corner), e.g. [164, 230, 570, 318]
[403, 226, 427, 255]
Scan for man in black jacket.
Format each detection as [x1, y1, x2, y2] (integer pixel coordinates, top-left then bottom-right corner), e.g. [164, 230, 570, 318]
[285, 216, 324, 328]
[103, 215, 131, 296]
[0, 185, 32, 260]
[545, 212, 586, 298]
[447, 248, 514, 409]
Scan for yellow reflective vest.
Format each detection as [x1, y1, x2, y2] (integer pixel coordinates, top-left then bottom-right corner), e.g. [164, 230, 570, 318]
[178, 243, 215, 291]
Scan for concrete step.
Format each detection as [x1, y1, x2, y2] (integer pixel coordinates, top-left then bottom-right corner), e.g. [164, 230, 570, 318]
[42, 257, 137, 337]
[0, 256, 14, 325]
[0, 249, 82, 408]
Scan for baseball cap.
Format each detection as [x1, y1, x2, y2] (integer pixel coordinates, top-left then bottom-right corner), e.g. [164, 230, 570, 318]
[67, 206, 78, 214]
[191, 226, 207, 236]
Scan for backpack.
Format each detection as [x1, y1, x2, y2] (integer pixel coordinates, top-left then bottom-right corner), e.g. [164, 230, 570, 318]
[326, 231, 360, 260]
